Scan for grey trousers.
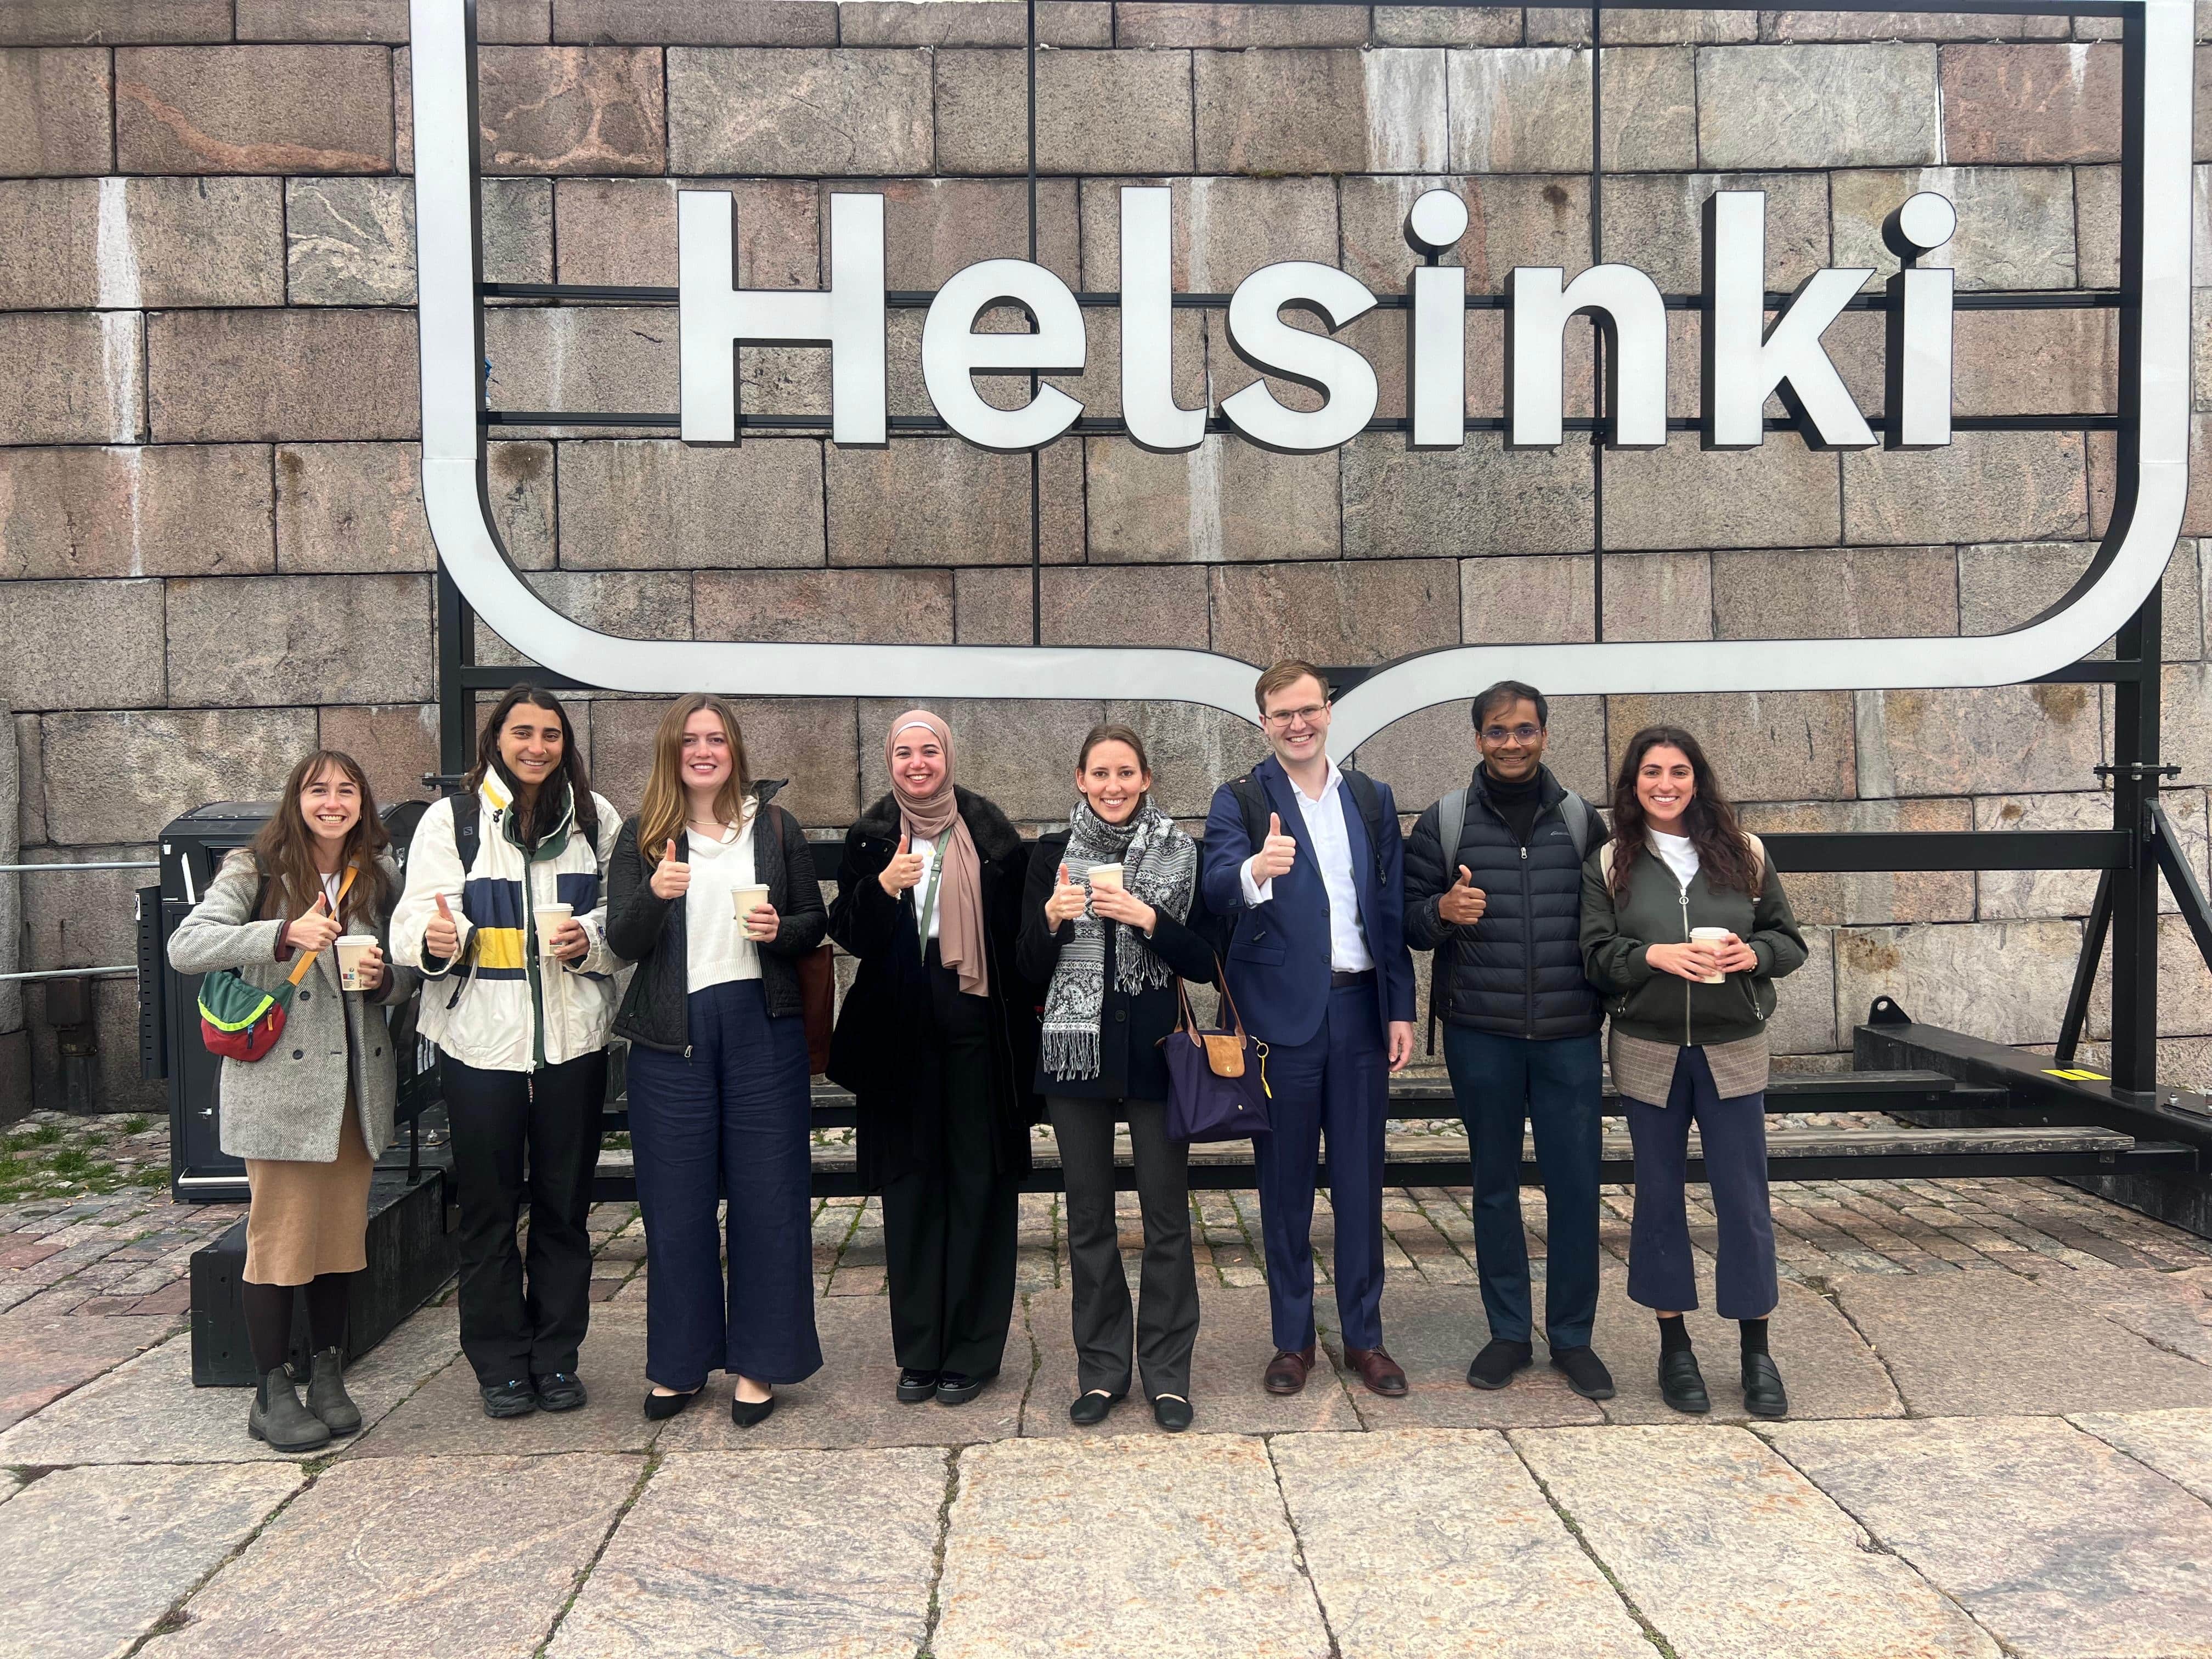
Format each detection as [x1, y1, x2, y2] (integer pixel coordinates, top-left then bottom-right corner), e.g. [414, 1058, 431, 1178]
[1048, 1095, 1200, 1402]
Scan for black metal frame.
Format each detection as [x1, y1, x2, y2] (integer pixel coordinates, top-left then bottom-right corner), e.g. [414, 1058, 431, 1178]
[435, 0, 2211, 1130]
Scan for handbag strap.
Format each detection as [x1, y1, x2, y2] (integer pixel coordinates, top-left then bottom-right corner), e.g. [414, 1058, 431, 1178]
[1175, 956, 1248, 1043]
[283, 865, 358, 988]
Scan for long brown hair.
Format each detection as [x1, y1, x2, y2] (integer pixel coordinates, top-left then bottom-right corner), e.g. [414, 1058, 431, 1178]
[250, 750, 391, 928]
[1606, 725, 1760, 899]
[1075, 722, 1153, 809]
[636, 695, 755, 865]
[467, 684, 597, 846]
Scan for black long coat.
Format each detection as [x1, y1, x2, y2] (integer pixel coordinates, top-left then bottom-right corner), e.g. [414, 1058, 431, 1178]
[826, 788, 1043, 1188]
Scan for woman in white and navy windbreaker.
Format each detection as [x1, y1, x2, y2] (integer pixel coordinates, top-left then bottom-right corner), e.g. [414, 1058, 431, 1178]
[391, 686, 623, 1421]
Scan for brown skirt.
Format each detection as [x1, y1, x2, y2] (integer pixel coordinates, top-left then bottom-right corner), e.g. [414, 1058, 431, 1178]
[243, 1107, 373, 1286]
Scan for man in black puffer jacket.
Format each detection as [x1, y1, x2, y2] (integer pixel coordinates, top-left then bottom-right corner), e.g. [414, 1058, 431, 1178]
[1403, 681, 1611, 1402]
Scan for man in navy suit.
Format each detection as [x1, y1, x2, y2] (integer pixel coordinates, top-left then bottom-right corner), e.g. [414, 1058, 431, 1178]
[1201, 660, 1418, 1398]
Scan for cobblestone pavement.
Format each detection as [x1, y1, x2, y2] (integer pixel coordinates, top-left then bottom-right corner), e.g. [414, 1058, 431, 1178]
[4, 1111, 2212, 1658]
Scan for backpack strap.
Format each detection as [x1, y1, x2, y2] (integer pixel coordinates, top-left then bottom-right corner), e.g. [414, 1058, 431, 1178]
[1230, 775, 1270, 867]
[1598, 840, 1616, 883]
[1339, 766, 1390, 884]
[1560, 792, 1593, 861]
[1436, 787, 1468, 870]
[451, 785, 481, 877]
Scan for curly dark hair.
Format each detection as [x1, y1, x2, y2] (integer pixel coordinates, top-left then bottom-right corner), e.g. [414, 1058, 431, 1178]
[1605, 725, 1760, 899]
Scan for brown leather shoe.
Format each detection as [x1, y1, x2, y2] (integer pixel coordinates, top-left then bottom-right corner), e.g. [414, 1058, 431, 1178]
[1344, 1345, 1409, 1397]
[1263, 1345, 1316, 1395]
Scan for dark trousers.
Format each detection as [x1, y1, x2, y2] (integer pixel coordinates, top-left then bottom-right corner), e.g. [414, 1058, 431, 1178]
[1048, 1094, 1198, 1402]
[442, 1048, 607, 1387]
[1624, 1046, 1780, 1321]
[1252, 978, 1389, 1352]
[881, 958, 1019, 1379]
[627, 979, 823, 1390]
[1442, 1026, 1603, 1350]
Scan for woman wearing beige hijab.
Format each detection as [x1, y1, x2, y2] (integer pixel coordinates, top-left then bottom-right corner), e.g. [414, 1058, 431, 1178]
[827, 712, 1042, 1406]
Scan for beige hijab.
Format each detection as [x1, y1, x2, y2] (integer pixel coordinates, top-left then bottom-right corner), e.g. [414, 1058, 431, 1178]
[886, 711, 988, 997]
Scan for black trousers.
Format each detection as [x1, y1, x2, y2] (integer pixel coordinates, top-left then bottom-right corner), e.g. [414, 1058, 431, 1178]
[443, 1049, 608, 1387]
[881, 958, 1018, 1380]
[1048, 1094, 1198, 1402]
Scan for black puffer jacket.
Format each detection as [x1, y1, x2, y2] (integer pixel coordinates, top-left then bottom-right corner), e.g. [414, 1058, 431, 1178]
[605, 781, 827, 1052]
[1403, 765, 1602, 1041]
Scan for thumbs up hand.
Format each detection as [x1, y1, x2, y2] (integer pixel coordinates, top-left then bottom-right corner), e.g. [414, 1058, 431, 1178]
[879, 831, 928, 898]
[650, 839, 692, 901]
[1438, 864, 1488, 926]
[286, 892, 343, 955]
[1252, 811, 1298, 882]
[1045, 861, 1088, 927]
[423, 890, 461, 959]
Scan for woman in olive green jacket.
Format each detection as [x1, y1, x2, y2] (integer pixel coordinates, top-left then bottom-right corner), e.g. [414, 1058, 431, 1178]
[1580, 724, 1805, 1421]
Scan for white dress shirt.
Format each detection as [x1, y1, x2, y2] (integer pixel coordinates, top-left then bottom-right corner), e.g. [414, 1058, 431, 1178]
[1240, 758, 1375, 974]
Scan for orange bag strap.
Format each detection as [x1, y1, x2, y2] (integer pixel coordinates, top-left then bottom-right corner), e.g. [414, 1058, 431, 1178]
[282, 865, 358, 988]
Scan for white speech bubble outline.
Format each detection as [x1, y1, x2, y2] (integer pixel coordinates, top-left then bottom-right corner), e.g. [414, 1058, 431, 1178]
[411, 0, 2191, 755]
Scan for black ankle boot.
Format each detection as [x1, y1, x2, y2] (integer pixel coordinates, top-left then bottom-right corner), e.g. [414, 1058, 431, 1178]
[250, 1365, 331, 1453]
[305, 1347, 362, 1435]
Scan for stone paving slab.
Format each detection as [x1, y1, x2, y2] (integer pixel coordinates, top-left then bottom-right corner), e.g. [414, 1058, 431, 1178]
[1594, 1267, 1903, 1424]
[932, 1434, 1332, 1659]
[1024, 1283, 1366, 1438]
[0, 1303, 460, 1465]
[1771, 1415, 2212, 1659]
[140, 1454, 644, 1659]
[651, 1293, 1028, 1452]
[0, 1462, 303, 1659]
[547, 1447, 947, 1659]
[1832, 1269, 2212, 1416]
[2070, 1407, 2212, 1506]
[1513, 1424, 2000, 1659]
[1269, 1429, 1647, 1659]
[0, 1310, 176, 1432]
[1314, 1284, 1604, 1430]
[346, 1306, 655, 1459]
[2028, 1263, 2212, 1365]
[0, 1469, 15, 1506]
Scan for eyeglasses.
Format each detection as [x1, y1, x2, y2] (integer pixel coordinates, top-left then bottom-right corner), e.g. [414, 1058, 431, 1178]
[1263, 703, 1329, 727]
[1481, 724, 1543, 744]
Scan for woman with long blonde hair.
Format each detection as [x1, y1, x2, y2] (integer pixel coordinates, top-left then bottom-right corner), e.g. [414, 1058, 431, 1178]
[606, 695, 827, 1426]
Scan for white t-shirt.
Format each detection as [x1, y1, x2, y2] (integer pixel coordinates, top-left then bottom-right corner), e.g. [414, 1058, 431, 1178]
[684, 812, 763, 992]
[1651, 829, 1700, 890]
[909, 831, 941, 942]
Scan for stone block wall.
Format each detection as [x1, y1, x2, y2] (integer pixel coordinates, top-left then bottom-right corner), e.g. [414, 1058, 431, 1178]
[1, 1, 2209, 1109]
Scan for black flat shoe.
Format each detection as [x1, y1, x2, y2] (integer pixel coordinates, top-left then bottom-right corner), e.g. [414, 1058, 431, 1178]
[643, 1386, 701, 1422]
[1742, 1353, 1788, 1418]
[1068, 1389, 1124, 1426]
[481, 1378, 538, 1419]
[1549, 1345, 1617, 1402]
[731, 1391, 776, 1428]
[935, 1369, 996, 1406]
[896, 1368, 940, 1404]
[534, 1372, 587, 1413]
[1152, 1394, 1193, 1432]
[1466, 1337, 1534, 1391]
[1658, 1348, 1711, 1415]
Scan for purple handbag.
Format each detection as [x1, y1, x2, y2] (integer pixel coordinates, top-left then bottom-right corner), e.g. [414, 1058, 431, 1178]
[1160, 967, 1273, 1143]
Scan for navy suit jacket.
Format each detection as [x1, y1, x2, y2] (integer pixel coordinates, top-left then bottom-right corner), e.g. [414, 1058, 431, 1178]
[1200, 754, 1417, 1049]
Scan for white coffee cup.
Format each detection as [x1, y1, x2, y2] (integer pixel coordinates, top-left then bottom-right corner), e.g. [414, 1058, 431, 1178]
[1689, 926, 1731, 984]
[1086, 863, 1125, 890]
[535, 902, 573, 961]
[334, 934, 377, 992]
[732, 884, 771, 928]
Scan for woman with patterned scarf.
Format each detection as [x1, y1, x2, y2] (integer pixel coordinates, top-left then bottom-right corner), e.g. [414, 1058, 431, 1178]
[1017, 724, 1220, 1432]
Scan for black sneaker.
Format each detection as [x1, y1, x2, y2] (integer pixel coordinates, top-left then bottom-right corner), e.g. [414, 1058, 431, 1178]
[896, 1368, 940, 1404]
[1548, 1345, 1617, 1401]
[1466, 1338, 1534, 1391]
[935, 1369, 996, 1406]
[481, 1378, 538, 1419]
[534, 1372, 588, 1412]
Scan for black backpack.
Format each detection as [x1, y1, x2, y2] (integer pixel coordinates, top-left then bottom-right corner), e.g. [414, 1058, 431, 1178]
[1227, 766, 1393, 889]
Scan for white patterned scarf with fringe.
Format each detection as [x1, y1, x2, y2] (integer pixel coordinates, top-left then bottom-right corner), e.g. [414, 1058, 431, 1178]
[1041, 800, 1198, 1081]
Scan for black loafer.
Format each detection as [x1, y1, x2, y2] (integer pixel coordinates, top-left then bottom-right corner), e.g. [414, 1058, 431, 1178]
[643, 1386, 701, 1422]
[1152, 1394, 1193, 1432]
[936, 1369, 995, 1406]
[896, 1368, 940, 1404]
[533, 1372, 587, 1413]
[1658, 1349, 1711, 1415]
[1069, 1389, 1125, 1426]
[1741, 1353, 1788, 1418]
[481, 1378, 538, 1419]
[1466, 1337, 1534, 1391]
[1549, 1345, 1617, 1401]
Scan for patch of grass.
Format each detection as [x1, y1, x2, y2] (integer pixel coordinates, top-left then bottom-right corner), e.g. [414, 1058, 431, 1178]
[47, 1148, 97, 1176]
[120, 1116, 152, 1135]
[13, 1125, 64, 1149]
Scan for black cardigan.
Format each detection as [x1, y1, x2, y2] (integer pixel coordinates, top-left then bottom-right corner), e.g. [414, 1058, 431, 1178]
[826, 789, 1043, 1188]
[1015, 831, 1220, 1105]
[605, 783, 827, 1052]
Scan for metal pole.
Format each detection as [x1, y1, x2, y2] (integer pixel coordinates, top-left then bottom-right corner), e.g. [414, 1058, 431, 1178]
[2056, 867, 2113, 1068]
[437, 562, 476, 779]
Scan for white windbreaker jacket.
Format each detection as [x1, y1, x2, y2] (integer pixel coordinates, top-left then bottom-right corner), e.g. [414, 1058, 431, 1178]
[390, 772, 625, 1072]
